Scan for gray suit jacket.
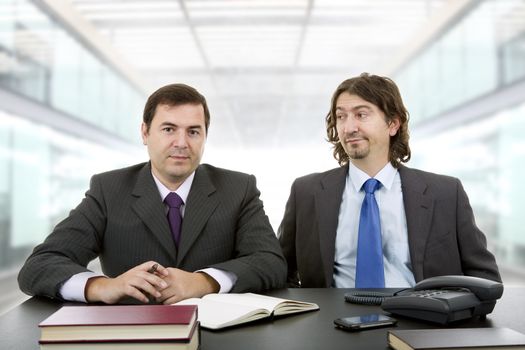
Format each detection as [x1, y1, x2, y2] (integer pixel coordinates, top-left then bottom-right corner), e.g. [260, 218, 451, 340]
[278, 164, 501, 287]
[18, 162, 286, 299]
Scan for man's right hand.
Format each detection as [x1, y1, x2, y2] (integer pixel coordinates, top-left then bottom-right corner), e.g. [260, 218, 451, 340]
[85, 261, 169, 304]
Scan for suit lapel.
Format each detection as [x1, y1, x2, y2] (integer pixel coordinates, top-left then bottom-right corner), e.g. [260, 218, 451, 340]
[315, 165, 348, 287]
[399, 166, 434, 281]
[131, 163, 177, 260]
[177, 165, 219, 265]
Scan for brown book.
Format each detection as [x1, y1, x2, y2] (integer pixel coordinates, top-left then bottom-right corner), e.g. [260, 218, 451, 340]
[39, 304, 197, 343]
[388, 328, 525, 350]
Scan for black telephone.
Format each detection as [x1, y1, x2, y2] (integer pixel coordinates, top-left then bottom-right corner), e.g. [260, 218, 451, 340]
[345, 275, 503, 325]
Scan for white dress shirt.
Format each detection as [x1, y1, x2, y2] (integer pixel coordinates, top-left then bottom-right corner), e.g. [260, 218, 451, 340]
[332, 162, 416, 288]
[59, 171, 236, 302]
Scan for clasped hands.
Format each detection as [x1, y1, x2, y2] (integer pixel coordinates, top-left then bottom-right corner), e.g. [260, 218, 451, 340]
[85, 261, 219, 304]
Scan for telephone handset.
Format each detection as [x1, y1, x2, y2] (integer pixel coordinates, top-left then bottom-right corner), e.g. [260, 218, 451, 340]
[345, 275, 503, 325]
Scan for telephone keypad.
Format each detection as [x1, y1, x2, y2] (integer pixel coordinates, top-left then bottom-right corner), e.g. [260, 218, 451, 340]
[412, 290, 448, 298]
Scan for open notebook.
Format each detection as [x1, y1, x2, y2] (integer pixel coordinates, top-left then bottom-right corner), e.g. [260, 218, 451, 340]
[175, 293, 319, 330]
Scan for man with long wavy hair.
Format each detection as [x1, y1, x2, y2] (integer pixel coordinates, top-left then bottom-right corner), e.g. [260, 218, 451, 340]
[278, 73, 500, 288]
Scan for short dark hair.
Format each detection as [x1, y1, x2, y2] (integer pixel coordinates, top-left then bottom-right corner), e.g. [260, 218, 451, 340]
[143, 83, 210, 133]
[325, 73, 411, 167]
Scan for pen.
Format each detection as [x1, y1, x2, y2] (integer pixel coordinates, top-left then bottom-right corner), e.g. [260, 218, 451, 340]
[147, 263, 158, 274]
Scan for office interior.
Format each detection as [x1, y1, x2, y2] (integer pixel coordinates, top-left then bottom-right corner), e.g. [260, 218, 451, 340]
[1, 0, 524, 315]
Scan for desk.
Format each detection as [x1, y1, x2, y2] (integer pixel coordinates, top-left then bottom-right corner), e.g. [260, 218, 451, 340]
[1, 288, 524, 350]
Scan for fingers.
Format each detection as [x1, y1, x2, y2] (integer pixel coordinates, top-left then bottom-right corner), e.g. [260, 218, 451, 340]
[156, 269, 217, 304]
[87, 262, 173, 304]
[142, 261, 169, 277]
[123, 281, 152, 304]
[142, 270, 168, 294]
[156, 268, 182, 304]
[137, 275, 162, 299]
[126, 263, 169, 302]
[105, 262, 171, 304]
[86, 276, 153, 304]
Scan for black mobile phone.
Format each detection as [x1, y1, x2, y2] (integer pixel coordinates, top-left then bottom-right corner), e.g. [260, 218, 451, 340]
[334, 314, 397, 331]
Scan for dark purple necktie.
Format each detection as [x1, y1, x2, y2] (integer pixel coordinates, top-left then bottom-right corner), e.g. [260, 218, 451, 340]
[164, 192, 184, 247]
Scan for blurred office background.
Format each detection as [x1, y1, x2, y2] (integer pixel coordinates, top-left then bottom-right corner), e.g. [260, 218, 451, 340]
[1, 0, 524, 314]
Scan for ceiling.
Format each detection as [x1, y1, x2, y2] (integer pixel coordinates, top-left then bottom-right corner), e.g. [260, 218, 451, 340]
[65, 0, 451, 149]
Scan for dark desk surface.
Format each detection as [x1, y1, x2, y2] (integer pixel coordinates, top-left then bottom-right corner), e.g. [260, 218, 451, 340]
[1, 288, 524, 350]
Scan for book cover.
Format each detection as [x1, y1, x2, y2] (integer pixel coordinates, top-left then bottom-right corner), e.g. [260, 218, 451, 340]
[40, 322, 200, 350]
[176, 293, 319, 330]
[388, 327, 525, 350]
[39, 304, 197, 342]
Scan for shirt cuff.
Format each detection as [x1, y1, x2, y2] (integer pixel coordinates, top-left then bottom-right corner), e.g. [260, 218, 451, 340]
[198, 268, 237, 293]
[58, 271, 104, 302]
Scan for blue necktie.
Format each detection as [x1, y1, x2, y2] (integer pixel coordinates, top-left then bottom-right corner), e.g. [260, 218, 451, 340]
[164, 192, 184, 247]
[355, 178, 385, 288]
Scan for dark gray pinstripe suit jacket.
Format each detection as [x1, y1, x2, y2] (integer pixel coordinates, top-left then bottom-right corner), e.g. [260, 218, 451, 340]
[18, 162, 287, 299]
[278, 164, 501, 287]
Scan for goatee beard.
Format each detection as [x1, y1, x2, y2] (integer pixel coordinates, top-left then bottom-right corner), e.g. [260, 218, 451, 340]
[348, 147, 369, 160]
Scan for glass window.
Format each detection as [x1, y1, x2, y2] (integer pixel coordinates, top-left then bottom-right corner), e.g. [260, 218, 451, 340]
[463, 1, 498, 101]
[12, 0, 53, 102]
[410, 101, 525, 271]
[419, 45, 441, 119]
[0, 0, 15, 50]
[0, 111, 12, 267]
[50, 30, 81, 117]
[439, 23, 464, 110]
[397, 63, 422, 125]
[0, 109, 143, 267]
[1, 0, 145, 141]
[100, 68, 120, 133]
[497, 103, 525, 266]
[78, 48, 103, 124]
[501, 32, 525, 84]
[394, 0, 523, 124]
[10, 120, 51, 246]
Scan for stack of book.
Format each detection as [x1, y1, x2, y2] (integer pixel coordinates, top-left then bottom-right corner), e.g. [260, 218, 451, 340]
[38, 304, 199, 350]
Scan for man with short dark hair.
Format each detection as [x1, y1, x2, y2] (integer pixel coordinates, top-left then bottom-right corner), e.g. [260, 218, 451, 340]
[18, 83, 287, 304]
[278, 73, 500, 288]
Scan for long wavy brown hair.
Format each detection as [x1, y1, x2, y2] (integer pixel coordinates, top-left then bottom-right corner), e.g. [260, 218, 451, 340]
[326, 73, 411, 167]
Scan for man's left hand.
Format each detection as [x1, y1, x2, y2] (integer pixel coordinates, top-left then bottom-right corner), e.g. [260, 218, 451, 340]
[157, 268, 220, 304]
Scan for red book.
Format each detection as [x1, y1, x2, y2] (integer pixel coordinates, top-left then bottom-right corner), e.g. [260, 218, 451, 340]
[39, 304, 198, 343]
[40, 324, 200, 350]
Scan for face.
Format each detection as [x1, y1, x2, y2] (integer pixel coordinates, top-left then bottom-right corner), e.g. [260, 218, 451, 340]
[142, 103, 206, 190]
[335, 92, 399, 167]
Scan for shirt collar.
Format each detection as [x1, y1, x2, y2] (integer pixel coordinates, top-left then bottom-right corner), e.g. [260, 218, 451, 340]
[151, 171, 195, 204]
[348, 162, 398, 192]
